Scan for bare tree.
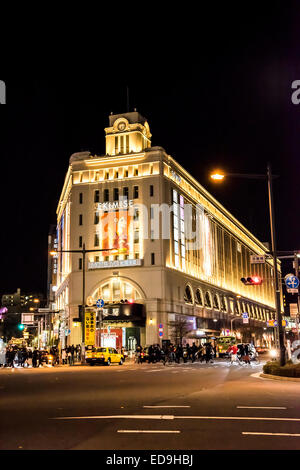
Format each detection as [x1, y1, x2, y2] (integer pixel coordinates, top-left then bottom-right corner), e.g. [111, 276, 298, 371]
[168, 316, 190, 345]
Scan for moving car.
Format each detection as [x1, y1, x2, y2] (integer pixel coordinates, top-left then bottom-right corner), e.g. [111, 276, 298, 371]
[86, 347, 124, 366]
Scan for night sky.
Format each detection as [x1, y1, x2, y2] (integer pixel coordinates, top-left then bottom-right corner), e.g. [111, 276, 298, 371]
[0, 4, 299, 297]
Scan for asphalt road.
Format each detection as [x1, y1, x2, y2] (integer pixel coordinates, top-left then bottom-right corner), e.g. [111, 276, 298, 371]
[1, 358, 300, 450]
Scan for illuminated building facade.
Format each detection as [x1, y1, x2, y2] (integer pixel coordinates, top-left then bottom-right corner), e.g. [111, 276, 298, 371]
[53, 111, 277, 350]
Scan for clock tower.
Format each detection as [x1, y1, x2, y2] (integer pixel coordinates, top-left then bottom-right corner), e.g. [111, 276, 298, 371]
[105, 111, 152, 156]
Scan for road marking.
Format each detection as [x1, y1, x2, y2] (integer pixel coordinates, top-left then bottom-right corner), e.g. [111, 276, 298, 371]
[52, 415, 175, 420]
[237, 406, 287, 410]
[117, 430, 180, 434]
[143, 406, 191, 409]
[242, 432, 300, 437]
[51, 415, 300, 422]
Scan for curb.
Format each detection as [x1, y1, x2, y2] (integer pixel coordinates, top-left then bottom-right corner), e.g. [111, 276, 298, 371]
[260, 373, 300, 382]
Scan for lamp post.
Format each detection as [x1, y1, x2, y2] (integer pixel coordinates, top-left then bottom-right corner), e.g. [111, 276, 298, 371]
[50, 245, 119, 362]
[211, 164, 286, 365]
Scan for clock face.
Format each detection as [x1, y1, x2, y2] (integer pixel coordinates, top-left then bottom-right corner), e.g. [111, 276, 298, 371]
[118, 122, 126, 131]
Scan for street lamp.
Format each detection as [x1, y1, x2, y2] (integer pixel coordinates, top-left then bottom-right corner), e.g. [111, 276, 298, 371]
[210, 164, 286, 365]
[50, 244, 119, 362]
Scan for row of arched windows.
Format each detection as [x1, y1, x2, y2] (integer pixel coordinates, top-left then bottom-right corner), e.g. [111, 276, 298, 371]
[184, 284, 273, 322]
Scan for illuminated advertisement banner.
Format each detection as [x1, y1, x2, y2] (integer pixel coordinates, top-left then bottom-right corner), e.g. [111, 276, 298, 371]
[85, 310, 96, 346]
[100, 209, 133, 254]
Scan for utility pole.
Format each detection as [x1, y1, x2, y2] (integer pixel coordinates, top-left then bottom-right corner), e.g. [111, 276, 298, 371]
[294, 253, 300, 340]
[267, 163, 286, 365]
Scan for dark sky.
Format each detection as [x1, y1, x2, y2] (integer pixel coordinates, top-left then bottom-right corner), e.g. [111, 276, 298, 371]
[0, 3, 299, 297]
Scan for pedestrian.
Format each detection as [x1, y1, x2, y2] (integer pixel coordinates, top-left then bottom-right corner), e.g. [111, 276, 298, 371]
[71, 345, 75, 365]
[175, 344, 183, 364]
[67, 349, 72, 365]
[204, 342, 213, 363]
[27, 349, 33, 367]
[62, 348, 67, 365]
[227, 344, 238, 364]
[191, 343, 198, 363]
[243, 343, 251, 364]
[32, 348, 38, 368]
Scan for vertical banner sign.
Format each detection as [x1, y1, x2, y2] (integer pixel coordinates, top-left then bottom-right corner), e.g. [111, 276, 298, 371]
[159, 323, 164, 337]
[85, 311, 96, 346]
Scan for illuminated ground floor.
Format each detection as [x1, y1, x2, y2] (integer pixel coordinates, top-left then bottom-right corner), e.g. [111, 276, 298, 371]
[53, 266, 277, 350]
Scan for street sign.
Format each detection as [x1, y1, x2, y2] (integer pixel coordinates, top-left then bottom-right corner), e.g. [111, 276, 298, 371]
[96, 299, 105, 308]
[86, 296, 94, 307]
[158, 323, 164, 337]
[242, 312, 249, 324]
[38, 308, 51, 313]
[250, 255, 265, 264]
[287, 288, 299, 294]
[21, 313, 34, 325]
[285, 274, 299, 290]
[290, 303, 298, 318]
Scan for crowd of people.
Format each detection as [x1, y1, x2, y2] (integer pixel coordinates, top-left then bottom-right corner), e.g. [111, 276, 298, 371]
[0, 344, 82, 368]
[135, 342, 216, 364]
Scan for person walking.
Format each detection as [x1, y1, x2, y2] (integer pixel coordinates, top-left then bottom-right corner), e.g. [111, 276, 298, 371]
[175, 344, 183, 364]
[32, 348, 38, 368]
[27, 349, 33, 368]
[67, 348, 72, 365]
[227, 344, 238, 364]
[61, 348, 67, 365]
[243, 343, 251, 364]
[204, 342, 213, 363]
[191, 343, 198, 363]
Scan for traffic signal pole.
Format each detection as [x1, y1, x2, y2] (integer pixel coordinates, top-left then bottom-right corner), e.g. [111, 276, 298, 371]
[267, 164, 286, 366]
[294, 253, 300, 341]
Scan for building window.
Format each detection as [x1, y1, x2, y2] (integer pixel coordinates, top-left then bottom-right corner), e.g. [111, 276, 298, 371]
[104, 189, 109, 202]
[115, 136, 118, 154]
[94, 256, 99, 262]
[120, 136, 124, 154]
[123, 187, 129, 198]
[134, 168, 138, 176]
[79, 258, 82, 270]
[151, 253, 155, 265]
[134, 208, 139, 221]
[115, 171, 119, 179]
[126, 135, 129, 153]
[134, 230, 139, 243]
[79, 214, 83, 225]
[184, 285, 193, 304]
[213, 294, 220, 310]
[204, 291, 212, 308]
[94, 233, 99, 247]
[150, 207, 154, 219]
[220, 295, 228, 312]
[133, 186, 139, 199]
[150, 185, 154, 197]
[195, 288, 203, 306]
[94, 190, 100, 203]
[124, 169, 128, 177]
[79, 236, 82, 248]
[114, 188, 119, 201]
[105, 171, 109, 180]
[94, 212, 99, 224]
[79, 192, 83, 204]
[135, 253, 139, 259]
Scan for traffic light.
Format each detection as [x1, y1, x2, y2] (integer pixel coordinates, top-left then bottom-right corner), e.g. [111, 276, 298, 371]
[18, 323, 25, 330]
[241, 276, 262, 285]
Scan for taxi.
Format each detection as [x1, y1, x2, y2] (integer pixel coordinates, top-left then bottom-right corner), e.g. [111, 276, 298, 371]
[86, 347, 124, 366]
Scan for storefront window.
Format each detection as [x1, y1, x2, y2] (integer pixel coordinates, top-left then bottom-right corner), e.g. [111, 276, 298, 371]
[92, 279, 142, 303]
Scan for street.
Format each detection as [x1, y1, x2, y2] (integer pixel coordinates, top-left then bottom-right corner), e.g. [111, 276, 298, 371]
[1, 359, 300, 450]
